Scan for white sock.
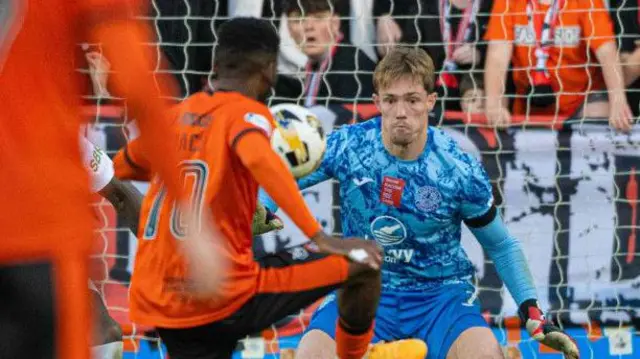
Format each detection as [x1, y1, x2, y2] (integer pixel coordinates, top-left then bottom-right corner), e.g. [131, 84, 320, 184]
[92, 341, 123, 359]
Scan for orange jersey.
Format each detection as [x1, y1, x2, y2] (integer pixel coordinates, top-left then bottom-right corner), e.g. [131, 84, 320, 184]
[0, 1, 98, 257]
[122, 91, 271, 327]
[485, 0, 615, 116]
[0, 2, 181, 358]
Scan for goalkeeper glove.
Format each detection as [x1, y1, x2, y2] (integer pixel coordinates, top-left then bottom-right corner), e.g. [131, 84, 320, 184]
[252, 202, 284, 236]
[519, 299, 580, 359]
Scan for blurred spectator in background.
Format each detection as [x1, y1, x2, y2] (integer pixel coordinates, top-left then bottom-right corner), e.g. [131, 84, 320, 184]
[373, 0, 493, 111]
[274, 0, 376, 106]
[459, 72, 485, 113]
[609, 0, 640, 117]
[484, 0, 632, 131]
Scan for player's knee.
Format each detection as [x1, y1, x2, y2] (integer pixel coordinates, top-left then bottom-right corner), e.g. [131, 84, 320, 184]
[337, 267, 381, 331]
[295, 330, 336, 359]
[346, 262, 381, 288]
[446, 327, 503, 359]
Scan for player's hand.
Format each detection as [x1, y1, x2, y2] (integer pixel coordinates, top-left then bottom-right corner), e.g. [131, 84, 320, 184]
[485, 104, 511, 128]
[252, 202, 284, 236]
[608, 91, 634, 132]
[85, 51, 111, 98]
[519, 300, 579, 359]
[452, 43, 480, 66]
[310, 231, 383, 270]
[376, 15, 402, 57]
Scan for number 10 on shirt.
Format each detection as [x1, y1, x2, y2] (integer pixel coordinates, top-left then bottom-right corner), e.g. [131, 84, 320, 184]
[143, 160, 209, 240]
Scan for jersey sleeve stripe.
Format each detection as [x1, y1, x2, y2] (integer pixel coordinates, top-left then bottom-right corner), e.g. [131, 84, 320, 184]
[123, 145, 145, 171]
[230, 128, 268, 148]
[464, 205, 497, 228]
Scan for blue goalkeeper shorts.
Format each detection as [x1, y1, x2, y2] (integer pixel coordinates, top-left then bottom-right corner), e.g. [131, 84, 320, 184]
[305, 281, 488, 359]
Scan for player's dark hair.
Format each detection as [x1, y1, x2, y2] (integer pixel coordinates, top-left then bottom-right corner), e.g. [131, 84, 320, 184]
[213, 17, 280, 77]
[284, 0, 340, 16]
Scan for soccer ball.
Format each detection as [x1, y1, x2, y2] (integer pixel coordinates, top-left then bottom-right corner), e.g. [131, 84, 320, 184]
[269, 103, 326, 179]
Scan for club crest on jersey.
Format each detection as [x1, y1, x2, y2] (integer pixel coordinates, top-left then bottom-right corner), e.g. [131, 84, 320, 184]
[244, 112, 273, 136]
[415, 186, 442, 212]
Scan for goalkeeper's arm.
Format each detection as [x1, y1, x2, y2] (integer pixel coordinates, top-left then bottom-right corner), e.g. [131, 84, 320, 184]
[465, 205, 537, 306]
[466, 206, 579, 358]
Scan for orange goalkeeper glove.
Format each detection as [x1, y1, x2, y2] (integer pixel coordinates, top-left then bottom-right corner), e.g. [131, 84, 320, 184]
[519, 299, 580, 359]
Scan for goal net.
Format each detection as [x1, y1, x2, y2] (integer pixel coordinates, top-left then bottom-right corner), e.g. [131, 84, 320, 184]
[82, 0, 640, 358]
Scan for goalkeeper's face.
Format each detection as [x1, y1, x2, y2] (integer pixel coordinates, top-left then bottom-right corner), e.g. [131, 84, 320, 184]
[375, 76, 437, 146]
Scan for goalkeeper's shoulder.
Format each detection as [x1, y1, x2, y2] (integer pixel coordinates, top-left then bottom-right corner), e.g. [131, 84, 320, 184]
[429, 127, 486, 176]
[326, 116, 380, 152]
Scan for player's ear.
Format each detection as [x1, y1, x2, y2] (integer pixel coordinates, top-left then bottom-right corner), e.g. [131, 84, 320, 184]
[261, 59, 278, 87]
[330, 15, 340, 37]
[426, 92, 437, 110]
[373, 93, 381, 111]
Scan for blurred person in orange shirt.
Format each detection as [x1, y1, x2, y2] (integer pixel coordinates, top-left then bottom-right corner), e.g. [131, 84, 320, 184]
[483, 0, 633, 131]
[0, 1, 221, 358]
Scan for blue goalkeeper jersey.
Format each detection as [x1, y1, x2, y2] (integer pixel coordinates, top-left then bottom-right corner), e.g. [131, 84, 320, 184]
[297, 117, 494, 291]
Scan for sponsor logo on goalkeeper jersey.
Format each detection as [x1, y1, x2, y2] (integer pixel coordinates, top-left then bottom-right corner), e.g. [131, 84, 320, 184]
[380, 176, 405, 207]
[384, 248, 414, 264]
[370, 216, 407, 246]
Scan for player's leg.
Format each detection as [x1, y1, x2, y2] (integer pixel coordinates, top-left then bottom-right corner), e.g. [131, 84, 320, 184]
[411, 282, 502, 359]
[295, 293, 341, 358]
[297, 290, 427, 359]
[334, 261, 382, 359]
[89, 282, 124, 359]
[0, 261, 56, 359]
[254, 246, 384, 359]
[445, 327, 502, 359]
[154, 245, 348, 359]
[296, 329, 338, 358]
[54, 249, 92, 359]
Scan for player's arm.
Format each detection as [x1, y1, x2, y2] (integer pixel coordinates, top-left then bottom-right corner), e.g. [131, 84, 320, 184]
[461, 155, 578, 357]
[458, 156, 537, 304]
[98, 178, 143, 235]
[81, 137, 144, 234]
[232, 117, 381, 268]
[81, 2, 183, 198]
[112, 138, 152, 182]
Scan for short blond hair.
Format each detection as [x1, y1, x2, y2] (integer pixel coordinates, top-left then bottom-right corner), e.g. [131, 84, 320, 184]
[373, 47, 436, 94]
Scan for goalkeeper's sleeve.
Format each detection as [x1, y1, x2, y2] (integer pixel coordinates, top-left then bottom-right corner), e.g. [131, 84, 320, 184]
[466, 206, 538, 306]
[234, 131, 322, 239]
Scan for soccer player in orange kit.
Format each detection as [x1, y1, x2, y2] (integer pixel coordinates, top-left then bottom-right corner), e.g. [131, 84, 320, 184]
[113, 17, 425, 359]
[0, 1, 211, 358]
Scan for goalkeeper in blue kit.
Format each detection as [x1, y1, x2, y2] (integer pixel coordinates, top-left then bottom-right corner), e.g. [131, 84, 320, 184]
[261, 47, 580, 359]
